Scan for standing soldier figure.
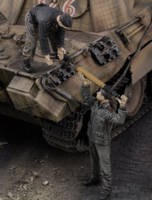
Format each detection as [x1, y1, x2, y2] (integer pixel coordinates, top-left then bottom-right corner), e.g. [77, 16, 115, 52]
[79, 72, 128, 200]
[22, 3, 73, 73]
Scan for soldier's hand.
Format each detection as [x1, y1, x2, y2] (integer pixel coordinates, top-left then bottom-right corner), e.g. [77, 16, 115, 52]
[57, 47, 66, 60]
[116, 95, 128, 107]
[78, 72, 91, 85]
[44, 55, 53, 65]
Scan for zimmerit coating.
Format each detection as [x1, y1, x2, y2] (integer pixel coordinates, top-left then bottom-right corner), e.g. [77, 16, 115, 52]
[90, 0, 132, 32]
[0, 0, 24, 24]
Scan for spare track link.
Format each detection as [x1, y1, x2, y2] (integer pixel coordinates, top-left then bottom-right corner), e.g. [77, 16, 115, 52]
[111, 98, 152, 139]
[90, 36, 119, 65]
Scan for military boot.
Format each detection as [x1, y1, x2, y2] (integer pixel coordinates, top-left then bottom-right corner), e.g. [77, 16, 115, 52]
[23, 59, 33, 73]
[99, 193, 110, 200]
[84, 177, 100, 187]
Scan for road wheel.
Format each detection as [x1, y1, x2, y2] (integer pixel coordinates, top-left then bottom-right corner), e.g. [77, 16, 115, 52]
[124, 77, 146, 118]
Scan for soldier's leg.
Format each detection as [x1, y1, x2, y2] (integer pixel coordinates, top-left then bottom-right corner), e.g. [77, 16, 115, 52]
[22, 13, 38, 72]
[89, 139, 101, 180]
[84, 139, 100, 186]
[96, 143, 112, 199]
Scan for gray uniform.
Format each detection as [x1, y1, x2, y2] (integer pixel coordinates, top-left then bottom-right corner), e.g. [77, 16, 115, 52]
[81, 85, 127, 196]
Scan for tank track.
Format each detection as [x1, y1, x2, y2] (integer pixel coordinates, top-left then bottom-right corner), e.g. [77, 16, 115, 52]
[111, 97, 152, 139]
[43, 95, 152, 152]
[42, 105, 89, 152]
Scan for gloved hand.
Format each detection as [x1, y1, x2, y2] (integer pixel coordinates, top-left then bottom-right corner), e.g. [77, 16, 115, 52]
[44, 55, 53, 65]
[116, 95, 128, 107]
[78, 72, 91, 86]
[57, 47, 66, 60]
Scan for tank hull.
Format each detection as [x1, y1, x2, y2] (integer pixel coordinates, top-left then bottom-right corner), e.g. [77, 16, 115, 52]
[0, 0, 152, 150]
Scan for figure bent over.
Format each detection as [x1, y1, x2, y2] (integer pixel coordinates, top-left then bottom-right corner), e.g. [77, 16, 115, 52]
[22, 3, 73, 72]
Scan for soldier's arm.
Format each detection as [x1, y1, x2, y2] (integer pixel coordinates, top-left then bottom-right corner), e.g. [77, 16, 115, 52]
[105, 107, 127, 124]
[105, 95, 128, 124]
[56, 26, 65, 47]
[38, 22, 50, 55]
[81, 85, 95, 107]
[78, 72, 95, 107]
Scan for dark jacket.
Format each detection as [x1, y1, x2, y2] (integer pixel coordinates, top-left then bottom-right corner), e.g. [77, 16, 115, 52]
[29, 3, 65, 55]
[81, 85, 127, 145]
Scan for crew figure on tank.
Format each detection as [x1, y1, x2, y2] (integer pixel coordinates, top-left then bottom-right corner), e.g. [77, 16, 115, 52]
[22, 3, 73, 73]
[79, 72, 128, 200]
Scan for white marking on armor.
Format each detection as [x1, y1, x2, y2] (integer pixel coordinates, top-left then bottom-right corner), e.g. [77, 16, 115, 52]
[38, 0, 59, 8]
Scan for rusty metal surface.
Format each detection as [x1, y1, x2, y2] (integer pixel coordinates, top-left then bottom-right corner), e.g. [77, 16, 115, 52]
[0, 0, 24, 25]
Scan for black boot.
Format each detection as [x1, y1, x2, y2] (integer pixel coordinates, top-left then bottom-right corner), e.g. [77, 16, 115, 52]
[23, 59, 33, 73]
[99, 194, 110, 200]
[84, 177, 100, 187]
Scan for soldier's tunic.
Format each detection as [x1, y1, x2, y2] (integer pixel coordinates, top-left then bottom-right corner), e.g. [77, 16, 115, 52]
[81, 85, 127, 196]
[23, 3, 65, 61]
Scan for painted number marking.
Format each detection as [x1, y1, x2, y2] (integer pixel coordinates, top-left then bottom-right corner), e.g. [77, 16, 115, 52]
[39, 0, 45, 3]
[62, 0, 75, 16]
[38, 0, 75, 15]
[38, 0, 59, 8]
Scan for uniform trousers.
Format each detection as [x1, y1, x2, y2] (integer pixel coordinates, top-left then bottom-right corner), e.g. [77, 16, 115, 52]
[89, 139, 112, 195]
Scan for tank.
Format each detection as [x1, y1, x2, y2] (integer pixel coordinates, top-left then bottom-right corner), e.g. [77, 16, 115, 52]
[0, 0, 152, 151]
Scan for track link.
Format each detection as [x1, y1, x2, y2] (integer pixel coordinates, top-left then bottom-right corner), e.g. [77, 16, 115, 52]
[42, 105, 89, 152]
